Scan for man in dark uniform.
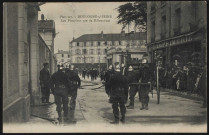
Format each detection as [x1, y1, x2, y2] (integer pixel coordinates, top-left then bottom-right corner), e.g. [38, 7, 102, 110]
[126, 65, 140, 109]
[121, 63, 128, 77]
[139, 59, 153, 110]
[65, 65, 81, 110]
[51, 65, 69, 120]
[39, 62, 51, 103]
[104, 65, 115, 103]
[106, 64, 128, 124]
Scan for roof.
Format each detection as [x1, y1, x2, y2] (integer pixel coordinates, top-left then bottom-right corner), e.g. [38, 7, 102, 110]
[71, 32, 146, 42]
[38, 20, 55, 30]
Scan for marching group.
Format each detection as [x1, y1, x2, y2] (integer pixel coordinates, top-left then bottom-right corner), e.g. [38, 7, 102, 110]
[39, 60, 206, 124]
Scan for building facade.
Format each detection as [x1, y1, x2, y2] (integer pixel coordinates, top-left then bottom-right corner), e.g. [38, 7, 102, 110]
[55, 50, 71, 66]
[147, 1, 207, 67]
[106, 31, 147, 68]
[38, 15, 57, 73]
[70, 31, 147, 70]
[69, 32, 108, 70]
[3, 2, 41, 123]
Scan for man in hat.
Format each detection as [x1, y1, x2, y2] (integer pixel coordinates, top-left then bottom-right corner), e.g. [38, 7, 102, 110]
[65, 65, 81, 110]
[105, 65, 115, 103]
[126, 65, 140, 109]
[138, 59, 153, 110]
[50, 64, 69, 120]
[39, 62, 51, 103]
[106, 64, 128, 124]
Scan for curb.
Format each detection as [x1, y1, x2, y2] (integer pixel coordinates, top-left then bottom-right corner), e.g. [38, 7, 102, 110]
[161, 88, 203, 101]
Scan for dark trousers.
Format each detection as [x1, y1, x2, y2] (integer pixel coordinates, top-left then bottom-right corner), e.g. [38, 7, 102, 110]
[41, 86, 50, 102]
[112, 96, 126, 121]
[70, 89, 78, 110]
[139, 84, 150, 106]
[54, 87, 69, 115]
[129, 85, 139, 106]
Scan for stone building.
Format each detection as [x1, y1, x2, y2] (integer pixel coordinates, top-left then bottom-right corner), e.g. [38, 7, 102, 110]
[106, 31, 147, 68]
[55, 50, 71, 66]
[3, 2, 41, 123]
[146, 1, 207, 67]
[38, 15, 57, 73]
[69, 31, 108, 70]
[69, 31, 147, 70]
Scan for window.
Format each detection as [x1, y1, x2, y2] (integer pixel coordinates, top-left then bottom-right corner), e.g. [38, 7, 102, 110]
[68, 54, 70, 58]
[67, 59, 70, 62]
[61, 59, 64, 62]
[151, 21, 155, 42]
[161, 15, 166, 39]
[84, 42, 86, 47]
[91, 42, 93, 46]
[151, 3, 156, 13]
[119, 41, 121, 45]
[97, 49, 101, 55]
[104, 41, 107, 46]
[90, 49, 94, 55]
[77, 42, 79, 46]
[104, 49, 107, 54]
[98, 42, 100, 46]
[62, 54, 64, 57]
[75, 49, 81, 55]
[174, 8, 181, 36]
[83, 49, 87, 55]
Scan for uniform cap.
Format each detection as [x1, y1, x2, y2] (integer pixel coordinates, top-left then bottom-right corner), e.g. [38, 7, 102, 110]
[142, 58, 148, 64]
[121, 63, 125, 68]
[115, 64, 120, 72]
[109, 65, 113, 70]
[70, 65, 74, 70]
[128, 66, 133, 71]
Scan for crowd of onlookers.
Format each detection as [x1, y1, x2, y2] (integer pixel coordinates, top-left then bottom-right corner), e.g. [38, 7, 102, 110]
[78, 68, 101, 81]
[158, 64, 206, 95]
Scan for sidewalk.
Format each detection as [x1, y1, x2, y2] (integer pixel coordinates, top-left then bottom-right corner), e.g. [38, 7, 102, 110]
[28, 93, 85, 125]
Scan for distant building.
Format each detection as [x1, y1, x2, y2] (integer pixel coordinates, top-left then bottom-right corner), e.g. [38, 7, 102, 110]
[38, 15, 57, 73]
[146, 1, 207, 67]
[69, 31, 147, 70]
[106, 31, 147, 68]
[55, 50, 71, 66]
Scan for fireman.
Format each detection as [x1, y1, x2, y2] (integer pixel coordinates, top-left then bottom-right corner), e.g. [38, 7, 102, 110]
[126, 65, 140, 109]
[106, 64, 128, 124]
[138, 59, 153, 110]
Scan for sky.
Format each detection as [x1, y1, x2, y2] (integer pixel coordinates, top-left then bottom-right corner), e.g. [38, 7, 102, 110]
[38, 2, 134, 53]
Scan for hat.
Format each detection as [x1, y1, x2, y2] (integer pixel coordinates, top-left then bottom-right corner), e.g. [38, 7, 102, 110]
[142, 58, 148, 64]
[43, 62, 49, 67]
[70, 65, 74, 70]
[128, 66, 133, 71]
[115, 64, 120, 72]
[109, 65, 113, 70]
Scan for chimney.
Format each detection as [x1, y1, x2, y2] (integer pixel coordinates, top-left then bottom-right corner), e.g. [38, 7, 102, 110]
[101, 31, 103, 38]
[41, 14, 44, 20]
[121, 31, 125, 37]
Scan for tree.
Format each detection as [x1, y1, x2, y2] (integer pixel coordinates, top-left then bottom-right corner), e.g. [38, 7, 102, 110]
[116, 2, 147, 32]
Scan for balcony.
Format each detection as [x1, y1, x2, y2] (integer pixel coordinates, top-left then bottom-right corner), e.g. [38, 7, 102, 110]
[173, 27, 181, 36]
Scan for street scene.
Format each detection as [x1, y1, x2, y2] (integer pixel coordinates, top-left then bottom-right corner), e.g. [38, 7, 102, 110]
[3, 1, 207, 133]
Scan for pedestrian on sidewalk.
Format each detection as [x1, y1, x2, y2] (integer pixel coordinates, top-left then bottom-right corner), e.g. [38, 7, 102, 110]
[106, 64, 128, 124]
[126, 65, 140, 109]
[39, 62, 51, 103]
[105, 65, 115, 103]
[50, 65, 69, 120]
[66, 65, 81, 110]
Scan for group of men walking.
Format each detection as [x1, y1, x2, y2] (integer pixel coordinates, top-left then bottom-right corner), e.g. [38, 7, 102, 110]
[105, 60, 153, 124]
[39, 63, 81, 120]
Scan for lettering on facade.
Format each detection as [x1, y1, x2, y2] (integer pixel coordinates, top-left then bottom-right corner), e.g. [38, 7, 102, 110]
[149, 35, 193, 51]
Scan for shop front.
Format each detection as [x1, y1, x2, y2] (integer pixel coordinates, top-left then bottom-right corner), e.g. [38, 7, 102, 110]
[147, 28, 205, 68]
